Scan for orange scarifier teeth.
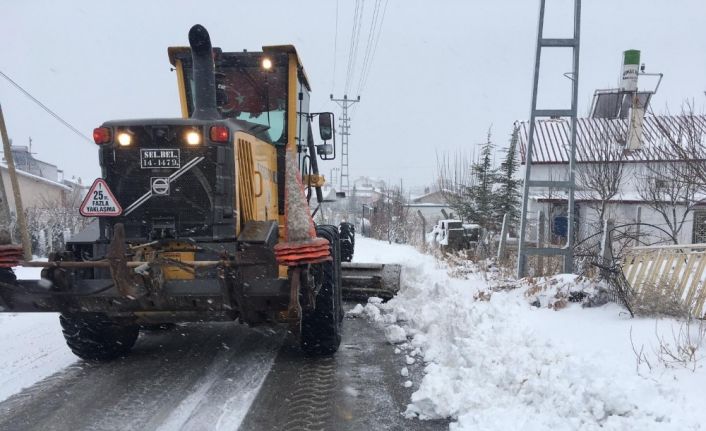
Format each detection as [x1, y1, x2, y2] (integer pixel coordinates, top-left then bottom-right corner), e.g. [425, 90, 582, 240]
[0, 245, 23, 268]
[273, 151, 331, 266]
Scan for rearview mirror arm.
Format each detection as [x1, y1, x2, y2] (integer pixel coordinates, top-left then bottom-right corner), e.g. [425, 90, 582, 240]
[306, 120, 324, 203]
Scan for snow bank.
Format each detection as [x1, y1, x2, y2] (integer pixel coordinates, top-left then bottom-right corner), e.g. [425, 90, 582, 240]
[354, 237, 704, 430]
[0, 265, 76, 402]
[384, 325, 407, 344]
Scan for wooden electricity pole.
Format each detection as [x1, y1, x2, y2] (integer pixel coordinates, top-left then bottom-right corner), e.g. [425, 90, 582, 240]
[0, 104, 32, 260]
[0, 135, 10, 228]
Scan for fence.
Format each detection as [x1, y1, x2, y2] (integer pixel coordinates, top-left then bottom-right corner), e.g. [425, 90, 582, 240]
[622, 243, 706, 317]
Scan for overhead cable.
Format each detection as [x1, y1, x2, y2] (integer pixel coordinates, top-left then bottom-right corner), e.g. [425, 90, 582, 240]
[0, 69, 92, 144]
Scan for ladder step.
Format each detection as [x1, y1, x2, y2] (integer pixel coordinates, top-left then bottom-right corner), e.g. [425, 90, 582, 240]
[534, 109, 574, 117]
[527, 180, 574, 188]
[540, 38, 577, 47]
[524, 247, 571, 257]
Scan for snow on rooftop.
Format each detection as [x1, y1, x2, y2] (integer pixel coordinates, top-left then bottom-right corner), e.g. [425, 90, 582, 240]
[0, 163, 71, 191]
[518, 114, 706, 164]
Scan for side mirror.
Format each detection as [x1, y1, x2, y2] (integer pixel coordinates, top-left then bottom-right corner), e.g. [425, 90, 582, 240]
[319, 112, 334, 141]
[316, 143, 333, 156]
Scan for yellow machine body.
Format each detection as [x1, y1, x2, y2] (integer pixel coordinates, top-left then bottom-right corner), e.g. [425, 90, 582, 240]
[168, 45, 313, 280]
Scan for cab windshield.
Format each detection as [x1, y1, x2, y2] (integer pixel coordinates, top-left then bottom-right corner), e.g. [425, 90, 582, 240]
[183, 53, 288, 143]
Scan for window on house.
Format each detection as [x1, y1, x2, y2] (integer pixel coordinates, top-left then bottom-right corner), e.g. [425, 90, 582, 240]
[693, 210, 706, 244]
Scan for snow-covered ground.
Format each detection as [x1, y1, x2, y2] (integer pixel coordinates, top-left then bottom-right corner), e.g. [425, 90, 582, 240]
[352, 237, 705, 430]
[0, 265, 76, 402]
[3, 238, 705, 430]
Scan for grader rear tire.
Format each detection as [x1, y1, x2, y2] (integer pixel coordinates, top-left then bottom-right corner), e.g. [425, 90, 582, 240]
[301, 225, 342, 356]
[339, 222, 355, 262]
[60, 313, 139, 361]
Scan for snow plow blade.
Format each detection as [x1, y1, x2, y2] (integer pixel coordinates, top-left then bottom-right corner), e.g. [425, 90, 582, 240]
[340, 262, 401, 301]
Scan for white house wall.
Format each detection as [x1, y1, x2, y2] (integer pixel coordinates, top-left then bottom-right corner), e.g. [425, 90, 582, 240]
[520, 163, 697, 245]
[1, 168, 67, 214]
[406, 205, 454, 231]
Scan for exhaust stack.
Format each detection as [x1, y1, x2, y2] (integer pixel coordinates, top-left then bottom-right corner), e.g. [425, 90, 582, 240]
[188, 24, 220, 120]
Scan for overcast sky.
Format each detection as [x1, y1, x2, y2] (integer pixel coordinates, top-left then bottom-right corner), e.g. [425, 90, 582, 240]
[2, 0, 705, 191]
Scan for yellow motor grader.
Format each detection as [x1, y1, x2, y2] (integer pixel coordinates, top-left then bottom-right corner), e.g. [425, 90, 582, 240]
[0, 25, 399, 360]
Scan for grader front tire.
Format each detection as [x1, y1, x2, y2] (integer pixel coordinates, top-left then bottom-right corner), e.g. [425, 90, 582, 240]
[60, 313, 139, 361]
[300, 225, 342, 356]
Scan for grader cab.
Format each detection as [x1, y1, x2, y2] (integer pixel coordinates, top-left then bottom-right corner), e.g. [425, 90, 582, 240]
[0, 25, 399, 360]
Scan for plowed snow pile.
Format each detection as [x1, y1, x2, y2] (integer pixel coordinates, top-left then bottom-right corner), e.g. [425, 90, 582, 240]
[353, 238, 704, 431]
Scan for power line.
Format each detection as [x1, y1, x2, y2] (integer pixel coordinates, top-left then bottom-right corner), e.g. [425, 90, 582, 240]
[0, 69, 92, 144]
[344, 0, 360, 94]
[355, 0, 383, 95]
[358, 0, 389, 96]
[350, 0, 389, 119]
[345, 0, 365, 95]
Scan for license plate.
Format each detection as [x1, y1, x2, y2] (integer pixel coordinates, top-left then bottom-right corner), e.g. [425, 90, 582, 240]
[140, 149, 181, 169]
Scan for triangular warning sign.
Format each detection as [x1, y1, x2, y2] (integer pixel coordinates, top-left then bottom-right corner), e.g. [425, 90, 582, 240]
[80, 178, 123, 217]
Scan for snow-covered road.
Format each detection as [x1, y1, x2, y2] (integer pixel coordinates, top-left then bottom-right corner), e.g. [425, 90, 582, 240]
[0, 265, 282, 430]
[0, 321, 283, 430]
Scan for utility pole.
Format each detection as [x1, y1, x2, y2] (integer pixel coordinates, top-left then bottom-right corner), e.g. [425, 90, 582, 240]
[0, 137, 10, 231]
[517, 0, 581, 278]
[329, 167, 340, 187]
[0, 104, 32, 260]
[330, 94, 360, 196]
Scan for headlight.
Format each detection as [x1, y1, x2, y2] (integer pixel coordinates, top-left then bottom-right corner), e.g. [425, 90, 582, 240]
[117, 132, 132, 146]
[185, 130, 201, 146]
[262, 57, 272, 70]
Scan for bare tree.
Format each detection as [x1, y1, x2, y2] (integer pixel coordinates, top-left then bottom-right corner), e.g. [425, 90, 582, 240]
[436, 149, 474, 219]
[435, 129, 497, 230]
[22, 194, 92, 256]
[573, 130, 641, 274]
[653, 103, 706, 193]
[370, 185, 411, 244]
[576, 130, 626, 232]
[637, 162, 698, 244]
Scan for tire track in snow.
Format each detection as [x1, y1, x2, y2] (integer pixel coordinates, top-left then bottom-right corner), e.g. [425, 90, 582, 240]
[0, 323, 284, 431]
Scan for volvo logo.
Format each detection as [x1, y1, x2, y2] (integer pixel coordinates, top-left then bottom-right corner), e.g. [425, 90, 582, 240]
[151, 177, 170, 196]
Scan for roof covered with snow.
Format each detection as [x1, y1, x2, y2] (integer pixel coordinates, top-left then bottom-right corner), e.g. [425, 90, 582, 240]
[518, 114, 706, 164]
[411, 189, 450, 204]
[0, 163, 71, 191]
